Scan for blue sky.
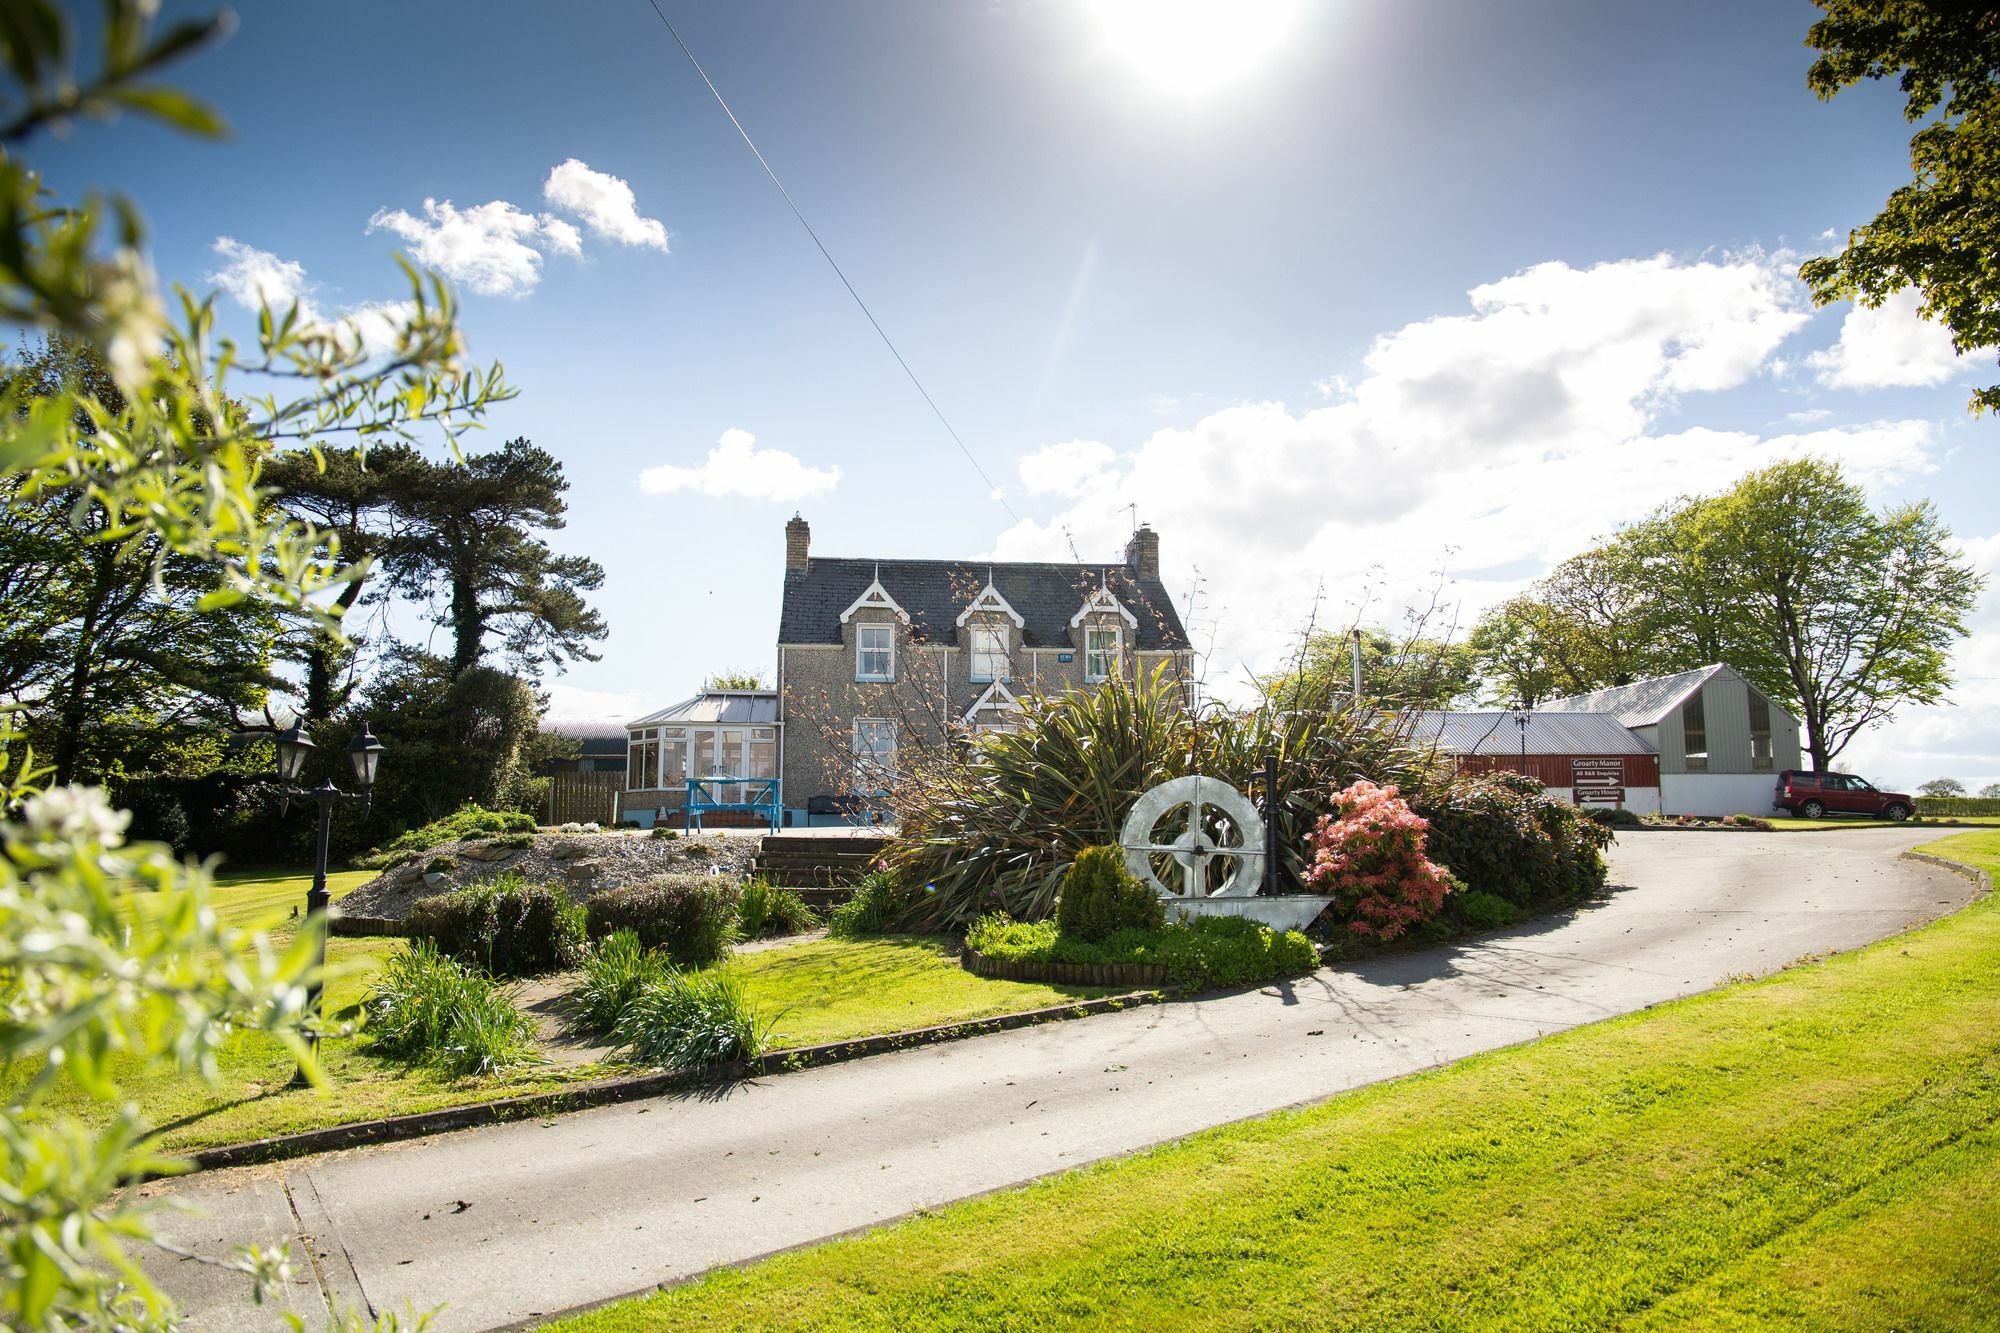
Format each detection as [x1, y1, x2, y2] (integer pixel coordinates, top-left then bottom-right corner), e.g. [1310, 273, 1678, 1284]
[60, 0, 1999, 789]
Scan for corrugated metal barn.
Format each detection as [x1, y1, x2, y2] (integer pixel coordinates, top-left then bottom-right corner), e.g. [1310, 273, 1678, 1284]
[1404, 711, 1662, 806]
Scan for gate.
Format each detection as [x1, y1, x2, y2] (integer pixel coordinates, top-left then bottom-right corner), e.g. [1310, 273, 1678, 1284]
[545, 772, 624, 826]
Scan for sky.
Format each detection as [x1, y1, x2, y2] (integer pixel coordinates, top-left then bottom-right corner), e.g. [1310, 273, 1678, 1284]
[57, 0, 2000, 792]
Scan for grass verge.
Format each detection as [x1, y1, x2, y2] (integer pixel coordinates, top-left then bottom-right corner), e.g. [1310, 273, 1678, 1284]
[1761, 814, 2000, 832]
[549, 831, 2000, 1332]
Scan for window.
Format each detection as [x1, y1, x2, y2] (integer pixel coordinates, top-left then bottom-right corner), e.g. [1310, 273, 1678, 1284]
[853, 718, 897, 788]
[659, 728, 688, 789]
[1682, 690, 1708, 772]
[970, 625, 1009, 682]
[1085, 626, 1121, 683]
[627, 728, 655, 789]
[750, 727, 777, 781]
[856, 623, 894, 681]
[1749, 693, 1773, 771]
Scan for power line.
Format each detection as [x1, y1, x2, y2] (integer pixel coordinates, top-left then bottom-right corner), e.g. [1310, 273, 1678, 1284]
[644, 2, 1020, 524]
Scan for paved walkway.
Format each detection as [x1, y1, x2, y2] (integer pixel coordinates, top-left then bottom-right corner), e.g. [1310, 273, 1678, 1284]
[142, 827, 1977, 1330]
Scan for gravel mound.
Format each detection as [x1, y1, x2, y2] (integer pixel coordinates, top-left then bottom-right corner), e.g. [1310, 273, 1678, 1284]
[337, 830, 761, 921]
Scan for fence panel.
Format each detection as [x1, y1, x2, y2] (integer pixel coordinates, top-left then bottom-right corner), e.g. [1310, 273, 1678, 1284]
[546, 772, 624, 826]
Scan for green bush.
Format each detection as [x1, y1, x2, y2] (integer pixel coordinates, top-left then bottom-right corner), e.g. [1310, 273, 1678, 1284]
[610, 967, 773, 1069]
[738, 879, 820, 939]
[574, 930, 672, 1033]
[586, 875, 740, 966]
[363, 941, 542, 1077]
[1411, 773, 1612, 911]
[1583, 806, 1643, 830]
[424, 854, 455, 875]
[360, 802, 537, 867]
[964, 912, 1318, 991]
[828, 870, 906, 938]
[648, 825, 681, 841]
[1452, 889, 1516, 932]
[480, 832, 534, 850]
[1056, 845, 1165, 942]
[406, 873, 587, 978]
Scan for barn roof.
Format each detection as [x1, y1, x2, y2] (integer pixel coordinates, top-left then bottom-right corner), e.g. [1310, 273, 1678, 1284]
[1538, 664, 1731, 727]
[1404, 711, 1657, 756]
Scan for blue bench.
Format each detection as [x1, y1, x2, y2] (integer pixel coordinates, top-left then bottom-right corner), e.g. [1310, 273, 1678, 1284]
[685, 777, 782, 833]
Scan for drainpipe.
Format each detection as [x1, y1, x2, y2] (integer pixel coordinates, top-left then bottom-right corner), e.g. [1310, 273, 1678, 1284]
[1349, 628, 1363, 702]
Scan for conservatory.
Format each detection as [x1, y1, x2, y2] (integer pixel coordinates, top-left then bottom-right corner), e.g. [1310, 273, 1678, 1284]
[622, 689, 780, 829]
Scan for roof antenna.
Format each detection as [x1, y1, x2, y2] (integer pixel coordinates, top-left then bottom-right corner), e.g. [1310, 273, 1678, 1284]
[1061, 524, 1082, 562]
[1125, 502, 1137, 535]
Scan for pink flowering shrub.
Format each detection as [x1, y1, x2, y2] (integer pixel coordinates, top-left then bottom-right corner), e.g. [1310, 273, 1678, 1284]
[1306, 779, 1454, 941]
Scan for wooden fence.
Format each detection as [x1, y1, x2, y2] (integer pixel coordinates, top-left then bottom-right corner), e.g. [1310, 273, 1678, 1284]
[545, 771, 624, 826]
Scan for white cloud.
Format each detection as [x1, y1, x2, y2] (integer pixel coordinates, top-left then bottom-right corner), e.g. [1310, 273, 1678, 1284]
[206, 237, 413, 358]
[1784, 407, 1831, 425]
[991, 252, 1945, 696]
[209, 236, 311, 312]
[543, 159, 668, 250]
[1806, 288, 1963, 390]
[543, 680, 661, 725]
[1019, 439, 1116, 496]
[638, 428, 841, 503]
[366, 197, 580, 297]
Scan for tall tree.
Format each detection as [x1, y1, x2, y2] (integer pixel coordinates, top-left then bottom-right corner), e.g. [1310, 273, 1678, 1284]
[1265, 628, 1475, 711]
[1463, 597, 1568, 707]
[1, 339, 277, 783]
[262, 443, 424, 721]
[1799, 0, 2000, 412]
[1699, 459, 1982, 769]
[382, 437, 607, 676]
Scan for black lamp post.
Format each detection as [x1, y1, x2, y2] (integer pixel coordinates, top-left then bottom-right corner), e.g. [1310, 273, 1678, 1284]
[1513, 710, 1531, 778]
[275, 720, 384, 1081]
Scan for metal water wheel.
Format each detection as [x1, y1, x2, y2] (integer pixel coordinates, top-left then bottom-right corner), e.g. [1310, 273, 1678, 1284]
[1118, 774, 1266, 900]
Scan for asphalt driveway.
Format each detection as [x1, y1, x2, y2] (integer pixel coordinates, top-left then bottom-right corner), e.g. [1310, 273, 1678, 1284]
[141, 826, 1978, 1330]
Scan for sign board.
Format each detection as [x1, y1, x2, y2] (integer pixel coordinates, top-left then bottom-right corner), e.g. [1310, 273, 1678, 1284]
[1572, 757, 1626, 805]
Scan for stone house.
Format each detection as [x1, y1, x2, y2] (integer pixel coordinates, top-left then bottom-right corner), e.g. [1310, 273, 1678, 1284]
[773, 514, 1192, 824]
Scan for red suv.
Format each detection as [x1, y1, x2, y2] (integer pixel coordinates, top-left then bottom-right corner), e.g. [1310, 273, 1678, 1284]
[1774, 770, 1915, 821]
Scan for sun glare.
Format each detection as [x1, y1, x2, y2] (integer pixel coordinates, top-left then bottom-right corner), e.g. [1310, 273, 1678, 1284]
[1090, 0, 1300, 98]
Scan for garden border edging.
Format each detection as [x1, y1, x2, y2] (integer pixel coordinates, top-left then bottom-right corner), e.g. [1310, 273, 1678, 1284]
[169, 987, 1166, 1177]
[959, 947, 1170, 988]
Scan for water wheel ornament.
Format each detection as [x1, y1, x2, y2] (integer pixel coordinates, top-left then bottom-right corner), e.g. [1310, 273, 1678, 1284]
[1119, 774, 1266, 900]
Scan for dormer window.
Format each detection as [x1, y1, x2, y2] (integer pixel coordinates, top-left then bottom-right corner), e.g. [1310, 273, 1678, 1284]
[1085, 626, 1121, 682]
[970, 625, 1010, 682]
[857, 623, 895, 682]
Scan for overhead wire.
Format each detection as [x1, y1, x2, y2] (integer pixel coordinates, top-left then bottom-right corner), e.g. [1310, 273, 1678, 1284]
[644, 2, 1021, 524]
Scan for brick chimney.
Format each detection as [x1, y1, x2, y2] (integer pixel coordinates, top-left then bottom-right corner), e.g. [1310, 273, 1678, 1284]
[785, 512, 810, 571]
[1124, 523, 1159, 579]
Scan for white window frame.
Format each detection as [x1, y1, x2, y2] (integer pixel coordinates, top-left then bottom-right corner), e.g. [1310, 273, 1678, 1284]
[852, 717, 897, 788]
[856, 623, 895, 682]
[969, 625, 1010, 683]
[1085, 625, 1122, 683]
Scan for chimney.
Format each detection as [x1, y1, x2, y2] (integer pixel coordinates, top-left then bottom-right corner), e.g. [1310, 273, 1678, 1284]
[1125, 523, 1159, 579]
[785, 512, 810, 572]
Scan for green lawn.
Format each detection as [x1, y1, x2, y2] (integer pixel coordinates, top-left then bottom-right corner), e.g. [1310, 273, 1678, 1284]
[10, 870, 1116, 1154]
[737, 936, 1117, 1050]
[1761, 815, 2000, 832]
[551, 831, 2000, 1332]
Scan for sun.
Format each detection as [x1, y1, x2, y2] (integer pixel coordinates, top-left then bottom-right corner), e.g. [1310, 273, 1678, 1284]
[1089, 0, 1300, 99]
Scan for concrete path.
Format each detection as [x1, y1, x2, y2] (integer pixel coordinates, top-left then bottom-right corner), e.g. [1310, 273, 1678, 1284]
[142, 827, 1977, 1330]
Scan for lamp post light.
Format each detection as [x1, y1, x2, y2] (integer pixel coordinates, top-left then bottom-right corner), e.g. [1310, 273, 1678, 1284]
[1513, 710, 1531, 779]
[274, 720, 383, 1082]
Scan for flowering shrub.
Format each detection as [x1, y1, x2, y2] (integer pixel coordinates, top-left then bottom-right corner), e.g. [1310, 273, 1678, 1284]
[1306, 780, 1454, 940]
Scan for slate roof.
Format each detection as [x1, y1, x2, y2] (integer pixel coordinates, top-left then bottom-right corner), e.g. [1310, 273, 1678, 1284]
[1538, 664, 1731, 728]
[1404, 711, 1657, 756]
[627, 690, 780, 729]
[542, 719, 628, 757]
[779, 558, 1191, 651]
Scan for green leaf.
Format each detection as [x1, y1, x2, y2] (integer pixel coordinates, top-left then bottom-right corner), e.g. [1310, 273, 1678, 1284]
[104, 85, 228, 138]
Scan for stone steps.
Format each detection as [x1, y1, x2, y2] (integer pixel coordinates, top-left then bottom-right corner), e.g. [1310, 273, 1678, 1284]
[749, 834, 891, 893]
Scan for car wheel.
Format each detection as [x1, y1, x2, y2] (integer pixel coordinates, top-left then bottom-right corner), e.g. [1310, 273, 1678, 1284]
[1800, 799, 1825, 819]
[1884, 803, 1910, 822]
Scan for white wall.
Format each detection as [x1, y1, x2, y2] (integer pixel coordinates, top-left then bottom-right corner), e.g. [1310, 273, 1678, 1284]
[1660, 773, 1783, 818]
